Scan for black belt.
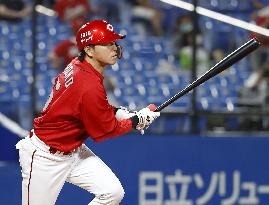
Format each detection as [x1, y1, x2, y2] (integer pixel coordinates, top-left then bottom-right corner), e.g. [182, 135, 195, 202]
[49, 147, 71, 155]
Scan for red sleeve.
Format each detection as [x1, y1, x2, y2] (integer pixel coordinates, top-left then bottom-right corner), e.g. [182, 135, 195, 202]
[80, 84, 132, 142]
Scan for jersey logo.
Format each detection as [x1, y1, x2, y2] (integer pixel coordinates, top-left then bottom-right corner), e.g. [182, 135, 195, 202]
[107, 24, 113, 32]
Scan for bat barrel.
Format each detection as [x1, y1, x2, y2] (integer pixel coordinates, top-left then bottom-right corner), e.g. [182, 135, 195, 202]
[155, 38, 261, 112]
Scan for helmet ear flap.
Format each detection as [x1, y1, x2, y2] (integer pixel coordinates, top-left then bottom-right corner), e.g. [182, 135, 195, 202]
[116, 43, 123, 59]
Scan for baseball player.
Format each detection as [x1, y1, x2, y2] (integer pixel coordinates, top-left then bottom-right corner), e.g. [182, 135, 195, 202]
[16, 19, 160, 205]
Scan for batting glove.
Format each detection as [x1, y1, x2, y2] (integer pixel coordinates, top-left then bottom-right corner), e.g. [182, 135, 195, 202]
[115, 106, 136, 120]
[131, 104, 160, 134]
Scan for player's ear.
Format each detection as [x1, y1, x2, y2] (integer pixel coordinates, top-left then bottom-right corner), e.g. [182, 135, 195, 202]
[84, 46, 94, 58]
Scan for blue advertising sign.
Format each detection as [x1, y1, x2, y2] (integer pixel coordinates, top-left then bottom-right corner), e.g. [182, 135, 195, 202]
[77, 134, 269, 205]
[1, 132, 269, 205]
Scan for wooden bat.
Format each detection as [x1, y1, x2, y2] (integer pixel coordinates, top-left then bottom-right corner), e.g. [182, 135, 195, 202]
[155, 38, 261, 112]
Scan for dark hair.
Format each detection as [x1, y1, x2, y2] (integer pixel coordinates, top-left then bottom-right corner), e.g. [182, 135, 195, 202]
[78, 50, 86, 62]
[78, 45, 95, 62]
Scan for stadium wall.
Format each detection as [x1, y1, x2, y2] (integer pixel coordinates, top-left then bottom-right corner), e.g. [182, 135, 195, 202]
[1, 126, 269, 204]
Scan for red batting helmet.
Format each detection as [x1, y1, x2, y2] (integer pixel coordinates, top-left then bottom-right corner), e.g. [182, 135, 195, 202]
[76, 19, 126, 51]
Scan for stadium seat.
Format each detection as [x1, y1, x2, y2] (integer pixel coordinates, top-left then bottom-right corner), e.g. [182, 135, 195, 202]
[0, 2, 258, 133]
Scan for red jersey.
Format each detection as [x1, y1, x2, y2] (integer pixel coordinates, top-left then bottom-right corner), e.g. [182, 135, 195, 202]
[54, 0, 90, 31]
[34, 59, 133, 152]
[54, 0, 90, 20]
[53, 38, 78, 67]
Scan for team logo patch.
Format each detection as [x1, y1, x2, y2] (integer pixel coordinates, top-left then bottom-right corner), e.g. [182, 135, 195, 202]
[107, 24, 113, 32]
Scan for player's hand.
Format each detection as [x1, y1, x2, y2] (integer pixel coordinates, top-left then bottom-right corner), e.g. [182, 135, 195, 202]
[135, 104, 160, 134]
[115, 106, 136, 120]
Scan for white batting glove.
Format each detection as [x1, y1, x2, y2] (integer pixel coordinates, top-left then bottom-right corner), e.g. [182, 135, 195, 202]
[135, 105, 160, 134]
[115, 106, 136, 120]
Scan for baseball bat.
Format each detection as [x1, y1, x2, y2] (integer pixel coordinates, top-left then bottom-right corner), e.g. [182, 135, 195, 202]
[155, 38, 261, 112]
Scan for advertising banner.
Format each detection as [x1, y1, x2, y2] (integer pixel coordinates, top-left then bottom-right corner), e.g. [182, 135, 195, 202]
[79, 134, 269, 205]
[1, 132, 269, 205]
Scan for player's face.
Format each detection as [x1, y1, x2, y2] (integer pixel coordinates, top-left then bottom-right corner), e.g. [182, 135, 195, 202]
[93, 42, 118, 65]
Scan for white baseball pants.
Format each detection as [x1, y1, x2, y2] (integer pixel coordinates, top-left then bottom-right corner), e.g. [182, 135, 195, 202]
[16, 134, 125, 205]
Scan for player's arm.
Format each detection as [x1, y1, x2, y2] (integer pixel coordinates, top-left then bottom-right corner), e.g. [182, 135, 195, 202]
[112, 106, 135, 119]
[80, 88, 159, 141]
[80, 88, 132, 141]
